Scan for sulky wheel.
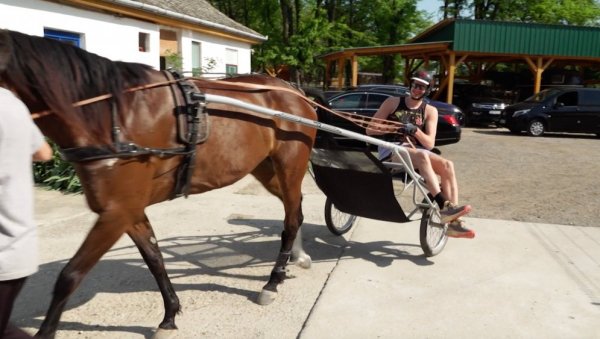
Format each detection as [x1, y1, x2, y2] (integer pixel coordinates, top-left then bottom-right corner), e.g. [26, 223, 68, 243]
[419, 206, 448, 256]
[324, 198, 357, 236]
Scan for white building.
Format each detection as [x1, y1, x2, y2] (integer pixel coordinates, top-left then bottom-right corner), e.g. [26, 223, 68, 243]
[0, 0, 267, 77]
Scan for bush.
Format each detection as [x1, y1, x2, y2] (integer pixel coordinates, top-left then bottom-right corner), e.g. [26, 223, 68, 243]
[33, 141, 82, 193]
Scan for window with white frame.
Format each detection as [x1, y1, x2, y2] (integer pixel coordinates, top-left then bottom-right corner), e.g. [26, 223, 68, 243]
[225, 48, 238, 76]
[191, 41, 201, 76]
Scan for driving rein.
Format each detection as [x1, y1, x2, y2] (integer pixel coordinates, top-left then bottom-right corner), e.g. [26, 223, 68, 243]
[31, 72, 410, 197]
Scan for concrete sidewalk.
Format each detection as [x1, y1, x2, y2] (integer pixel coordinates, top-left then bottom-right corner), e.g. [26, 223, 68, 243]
[13, 176, 600, 338]
[301, 217, 600, 338]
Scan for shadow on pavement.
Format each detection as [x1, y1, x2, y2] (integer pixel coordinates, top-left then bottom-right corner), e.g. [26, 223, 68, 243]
[14, 216, 432, 336]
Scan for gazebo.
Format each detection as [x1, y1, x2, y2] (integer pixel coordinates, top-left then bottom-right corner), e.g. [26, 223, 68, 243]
[319, 19, 600, 103]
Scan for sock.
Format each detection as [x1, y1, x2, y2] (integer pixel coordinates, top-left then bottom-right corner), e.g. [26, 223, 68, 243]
[433, 193, 447, 209]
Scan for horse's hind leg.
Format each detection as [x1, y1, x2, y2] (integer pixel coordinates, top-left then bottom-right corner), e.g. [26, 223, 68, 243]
[251, 159, 311, 268]
[127, 215, 180, 336]
[36, 212, 130, 339]
[252, 157, 311, 305]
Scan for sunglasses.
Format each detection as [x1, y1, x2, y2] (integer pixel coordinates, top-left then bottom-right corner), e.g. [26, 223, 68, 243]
[411, 83, 427, 90]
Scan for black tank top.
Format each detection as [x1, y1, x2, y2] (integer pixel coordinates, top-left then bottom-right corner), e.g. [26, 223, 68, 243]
[387, 97, 427, 146]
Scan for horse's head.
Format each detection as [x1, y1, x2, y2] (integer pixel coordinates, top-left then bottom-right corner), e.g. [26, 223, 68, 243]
[0, 30, 159, 147]
[0, 30, 51, 114]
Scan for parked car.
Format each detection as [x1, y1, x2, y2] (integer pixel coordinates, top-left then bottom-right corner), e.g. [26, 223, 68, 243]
[499, 87, 600, 137]
[355, 84, 466, 126]
[452, 83, 510, 126]
[317, 89, 462, 148]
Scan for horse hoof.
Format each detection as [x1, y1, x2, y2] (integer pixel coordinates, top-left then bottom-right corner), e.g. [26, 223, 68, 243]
[257, 289, 277, 305]
[152, 328, 178, 339]
[293, 252, 312, 269]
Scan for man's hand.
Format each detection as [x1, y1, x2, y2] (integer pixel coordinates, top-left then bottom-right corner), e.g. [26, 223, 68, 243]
[399, 123, 418, 136]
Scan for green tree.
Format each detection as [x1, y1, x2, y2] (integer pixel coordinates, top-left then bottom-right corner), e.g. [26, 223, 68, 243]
[495, 0, 600, 25]
[207, 0, 429, 85]
[436, 0, 600, 24]
[209, 0, 598, 86]
[368, 0, 430, 82]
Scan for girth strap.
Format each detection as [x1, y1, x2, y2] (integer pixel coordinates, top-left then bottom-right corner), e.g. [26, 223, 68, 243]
[167, 70, 208, 199]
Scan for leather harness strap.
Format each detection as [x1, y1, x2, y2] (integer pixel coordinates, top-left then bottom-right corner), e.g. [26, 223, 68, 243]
[38, 76, 413, 161]
[33, 76, 409, 141]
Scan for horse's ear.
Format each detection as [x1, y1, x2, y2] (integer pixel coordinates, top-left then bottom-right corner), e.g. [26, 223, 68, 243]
[0, 30, 12, 73]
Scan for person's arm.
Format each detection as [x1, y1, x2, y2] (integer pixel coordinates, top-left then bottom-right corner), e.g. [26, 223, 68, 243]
[366, 96, 400, 136]
[30, 120, 53, 162]
[412, 104, 438, 150]
[33, 140, 53, 162]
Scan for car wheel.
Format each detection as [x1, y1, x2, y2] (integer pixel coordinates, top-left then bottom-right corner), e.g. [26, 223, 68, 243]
[527, 119, 545, 137]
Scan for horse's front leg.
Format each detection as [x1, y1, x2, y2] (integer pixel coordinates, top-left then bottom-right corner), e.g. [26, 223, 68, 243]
[127, 215, 180, 337]
[36, 211, 130, 339]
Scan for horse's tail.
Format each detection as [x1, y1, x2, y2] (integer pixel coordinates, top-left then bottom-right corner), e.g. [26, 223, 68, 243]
[301, 88, 338, 148]
[301, 88, 328, 122]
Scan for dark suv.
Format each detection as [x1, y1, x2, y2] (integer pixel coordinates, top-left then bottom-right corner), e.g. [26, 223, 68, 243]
[452, 83, 510, 126]
[499, 87, 600, 137]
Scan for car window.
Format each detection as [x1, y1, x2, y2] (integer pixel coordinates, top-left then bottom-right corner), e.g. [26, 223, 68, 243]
[525, 88, 563, 102]
[579, 90, 600, 106]
[329, 93, 366, 109]
[365, 93, 391, 109]
[373, 86, 407, 95]
[556, 91, 578, 106]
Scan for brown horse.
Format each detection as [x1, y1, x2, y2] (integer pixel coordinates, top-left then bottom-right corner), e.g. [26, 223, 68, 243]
[0, 30, 316, 338]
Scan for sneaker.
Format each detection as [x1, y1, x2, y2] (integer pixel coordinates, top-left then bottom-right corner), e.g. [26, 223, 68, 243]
[447, 219, 475, 239]
[440, 201, 472, 224]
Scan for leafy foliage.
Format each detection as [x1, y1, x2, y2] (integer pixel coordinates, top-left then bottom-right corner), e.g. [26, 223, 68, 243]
[207, 0, 600, 86]
[163, 49, 183, 72]
[443, 0, 600, 24]
[208, 0, 429, 85]
[33, 141, 82, 193]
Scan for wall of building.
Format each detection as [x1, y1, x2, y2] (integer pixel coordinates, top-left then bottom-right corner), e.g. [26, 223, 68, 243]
[0, 0, 254, 75]
[181, 30, 252, 77]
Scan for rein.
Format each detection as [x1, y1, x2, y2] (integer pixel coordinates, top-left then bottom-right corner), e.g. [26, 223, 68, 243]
[33, 77, 410, 139]
[189, 78, 414, 147]
[32, 76, 413, 156]
[31, 79, 181, 120]
[187, 78, 411, 138]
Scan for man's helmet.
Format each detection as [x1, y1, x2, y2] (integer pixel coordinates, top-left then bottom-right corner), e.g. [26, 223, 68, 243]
[409, 70, 433, 99]
[411, 70, 433, 86]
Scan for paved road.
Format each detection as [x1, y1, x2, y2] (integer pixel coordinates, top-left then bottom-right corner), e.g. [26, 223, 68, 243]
[12, 173, 600, 338]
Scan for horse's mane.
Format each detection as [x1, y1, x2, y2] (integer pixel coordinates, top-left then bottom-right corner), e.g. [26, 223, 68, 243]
[225, 73, 301, 91]
[0, 30, 152, 122]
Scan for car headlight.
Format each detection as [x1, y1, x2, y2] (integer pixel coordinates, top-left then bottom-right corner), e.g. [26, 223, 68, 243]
[513, 109, 530, 117]
[472, 103, 484, 108]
